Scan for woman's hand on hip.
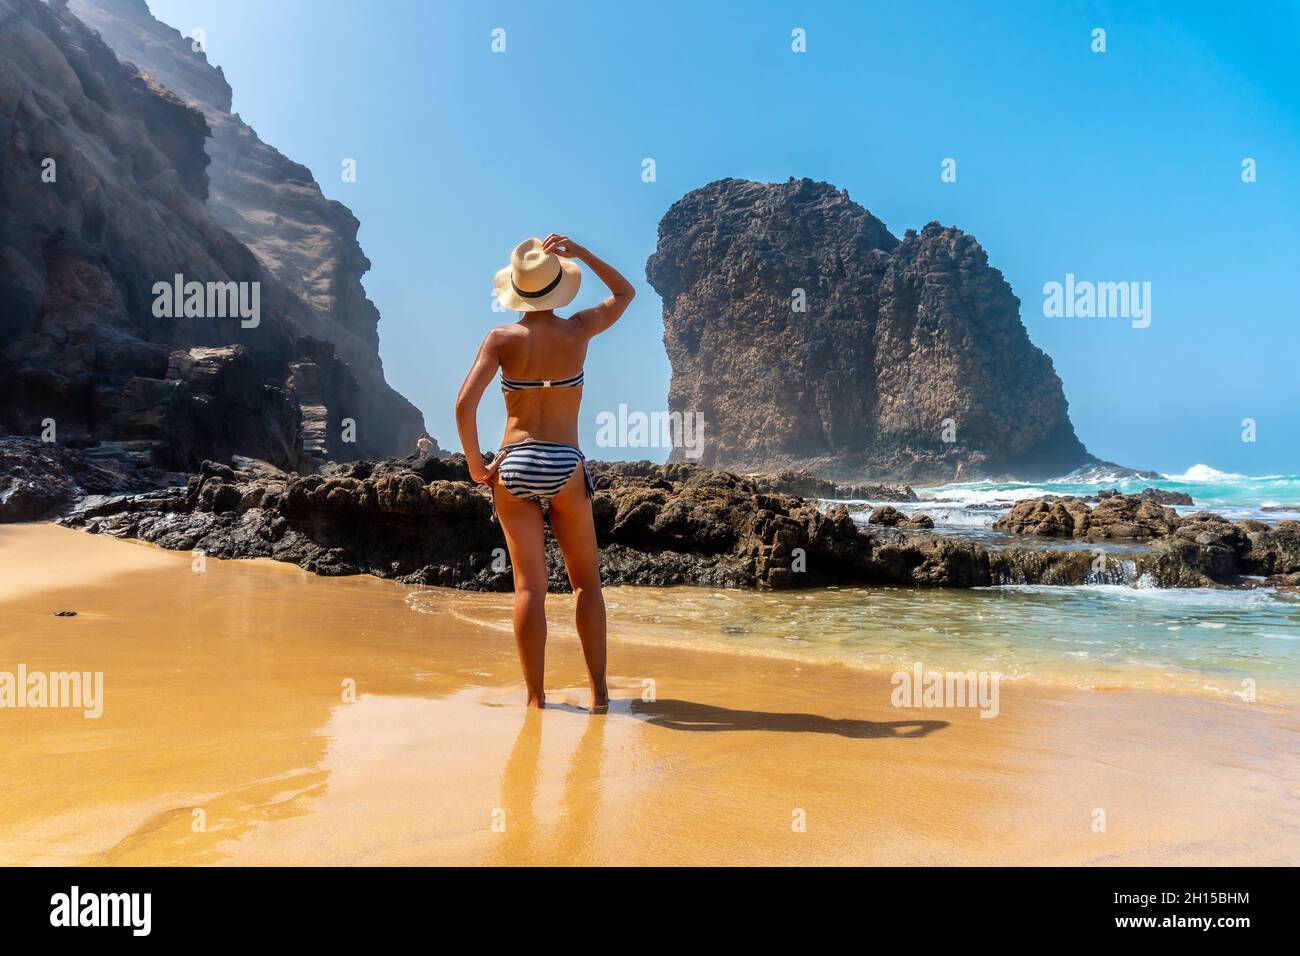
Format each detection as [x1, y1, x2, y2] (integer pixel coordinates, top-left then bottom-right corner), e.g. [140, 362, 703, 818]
[472, 456, 501, 488]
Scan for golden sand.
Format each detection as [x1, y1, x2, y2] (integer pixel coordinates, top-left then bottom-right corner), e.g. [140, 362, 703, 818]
[1, 523, 1296, 865]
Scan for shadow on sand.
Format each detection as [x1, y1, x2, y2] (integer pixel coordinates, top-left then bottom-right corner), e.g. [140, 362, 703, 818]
[624, 698, 949, 738]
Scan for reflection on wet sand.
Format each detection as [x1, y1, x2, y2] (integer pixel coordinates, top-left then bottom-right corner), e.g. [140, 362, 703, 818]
[2, 524, 1297, 866]
[490, 707, 609, 865]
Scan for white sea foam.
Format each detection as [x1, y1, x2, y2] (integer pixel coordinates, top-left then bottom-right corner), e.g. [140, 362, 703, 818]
[981, 583, 1282, 610]
[1161, 464, 1248, 482]
[916, 484, 1059, 507]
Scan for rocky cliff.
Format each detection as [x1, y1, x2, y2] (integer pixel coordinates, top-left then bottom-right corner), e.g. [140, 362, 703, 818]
[646, 178, 1093, 483]
[0, 0, 424, 475]
[66, 0, 424, 459]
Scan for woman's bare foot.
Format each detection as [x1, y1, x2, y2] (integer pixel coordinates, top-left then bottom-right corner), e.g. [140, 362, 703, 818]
[526, 693, 546, 710]
[589, 688, 609, 714]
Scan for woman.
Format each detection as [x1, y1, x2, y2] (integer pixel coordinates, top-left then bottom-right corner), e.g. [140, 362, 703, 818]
[455, 234, 635, 711]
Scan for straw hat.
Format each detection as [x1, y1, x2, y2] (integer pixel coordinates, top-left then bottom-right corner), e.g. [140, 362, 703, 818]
[493, 237, 582, 312]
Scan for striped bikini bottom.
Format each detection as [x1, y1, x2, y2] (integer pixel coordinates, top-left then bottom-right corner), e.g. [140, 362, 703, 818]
[495, 439, 594, 504]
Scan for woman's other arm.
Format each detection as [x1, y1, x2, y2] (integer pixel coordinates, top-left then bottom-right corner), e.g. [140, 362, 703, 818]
[454, 329, 503, 484]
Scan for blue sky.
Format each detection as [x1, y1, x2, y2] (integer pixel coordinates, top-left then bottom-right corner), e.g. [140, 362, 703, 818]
[146, 0, 1299, 475]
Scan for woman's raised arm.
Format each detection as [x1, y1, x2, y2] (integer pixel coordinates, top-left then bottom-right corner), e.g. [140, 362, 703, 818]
[542, 234, 635, 336]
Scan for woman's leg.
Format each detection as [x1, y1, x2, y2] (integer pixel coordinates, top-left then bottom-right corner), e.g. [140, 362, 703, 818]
[492, 478, 550, 707]
[547, 466, 608, 711]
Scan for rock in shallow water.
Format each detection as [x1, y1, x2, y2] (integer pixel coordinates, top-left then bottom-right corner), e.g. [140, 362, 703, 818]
[992, 494, 1300, 586]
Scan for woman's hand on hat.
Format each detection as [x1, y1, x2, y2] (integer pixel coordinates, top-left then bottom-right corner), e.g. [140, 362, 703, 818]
[542, 234, 584, 259]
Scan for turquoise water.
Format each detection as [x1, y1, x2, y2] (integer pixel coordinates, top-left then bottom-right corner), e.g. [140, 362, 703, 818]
[698, 465, 1300, 699]
[926, 464, 1300, 511]
[836, 465, 1300, 541]
[587, 582, 1300, 701]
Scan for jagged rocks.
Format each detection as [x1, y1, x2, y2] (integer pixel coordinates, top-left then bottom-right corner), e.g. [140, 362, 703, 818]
[745, 470, 917, 502]
[994, 495, 1178, 540]
[1086, 496, 1182, 540]
[1099, 487, 1194, 506]
[864, 505, 933, 529]
[0, 439, 91, 522]
[993, 494, 1300, 586]
[0, 434, 175, 522]
[48, 456, 986, 591]
[1239, 520, 1300, 578]
[646, 177, 1093, 482]
[50, 455, 1297, 592]
[992, 498, 1090, 536]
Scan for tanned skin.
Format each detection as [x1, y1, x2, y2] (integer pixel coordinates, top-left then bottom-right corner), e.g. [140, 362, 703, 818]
[456, 235, 635, 710]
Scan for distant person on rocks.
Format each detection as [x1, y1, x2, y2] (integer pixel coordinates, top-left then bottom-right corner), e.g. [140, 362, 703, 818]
[416, 433, 434, 457]
[455, 234, 635, 712]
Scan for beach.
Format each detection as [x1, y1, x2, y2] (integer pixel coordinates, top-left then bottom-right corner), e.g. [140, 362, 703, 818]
[1, 523, 1297, 866]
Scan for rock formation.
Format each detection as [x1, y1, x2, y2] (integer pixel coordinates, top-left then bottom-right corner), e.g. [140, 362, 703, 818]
[646, 178, 1093, 483]
[743, 469, 915, 502]
[0, 0, 424, 477]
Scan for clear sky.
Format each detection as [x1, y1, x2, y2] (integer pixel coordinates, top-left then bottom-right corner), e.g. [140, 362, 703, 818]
[145, 0, 1299, 475]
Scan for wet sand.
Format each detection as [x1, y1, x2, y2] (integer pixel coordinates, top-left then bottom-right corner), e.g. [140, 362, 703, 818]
[1, 523, 1296, 865]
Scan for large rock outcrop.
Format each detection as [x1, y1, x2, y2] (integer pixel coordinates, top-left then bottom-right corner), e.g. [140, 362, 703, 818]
[646, 178, 1093, 483]
[0, 0, 424, 475]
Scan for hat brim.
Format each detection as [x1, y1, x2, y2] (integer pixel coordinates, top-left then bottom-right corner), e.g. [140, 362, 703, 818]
[493, 258, 582, 313]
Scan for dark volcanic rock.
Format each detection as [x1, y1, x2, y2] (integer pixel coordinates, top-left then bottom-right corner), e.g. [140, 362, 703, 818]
[994, 494, 1178, 541]
[992, 498, 1090, 537]
[745, 469, 916, 501]
[992, 493, 1300, 586]
[866, 505, 905, 527]
[59, 455, 1183, 592]
[0, 434, 177, 521]
[646, 178, 1093, 482]
[1086, 496, 1182, 540]
[1098, 487, 1194, 506]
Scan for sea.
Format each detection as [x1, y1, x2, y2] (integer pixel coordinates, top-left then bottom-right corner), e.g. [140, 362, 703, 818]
[545, 465, 1300, 701]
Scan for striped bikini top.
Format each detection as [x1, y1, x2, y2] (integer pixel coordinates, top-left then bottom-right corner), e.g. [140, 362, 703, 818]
[501, 369, 584, 392]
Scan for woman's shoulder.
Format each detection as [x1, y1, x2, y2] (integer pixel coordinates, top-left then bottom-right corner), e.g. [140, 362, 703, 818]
[486, 322, 527, 343]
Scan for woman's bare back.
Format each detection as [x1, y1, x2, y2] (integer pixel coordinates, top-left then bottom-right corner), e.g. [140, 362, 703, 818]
[497, 313, 590, 447]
